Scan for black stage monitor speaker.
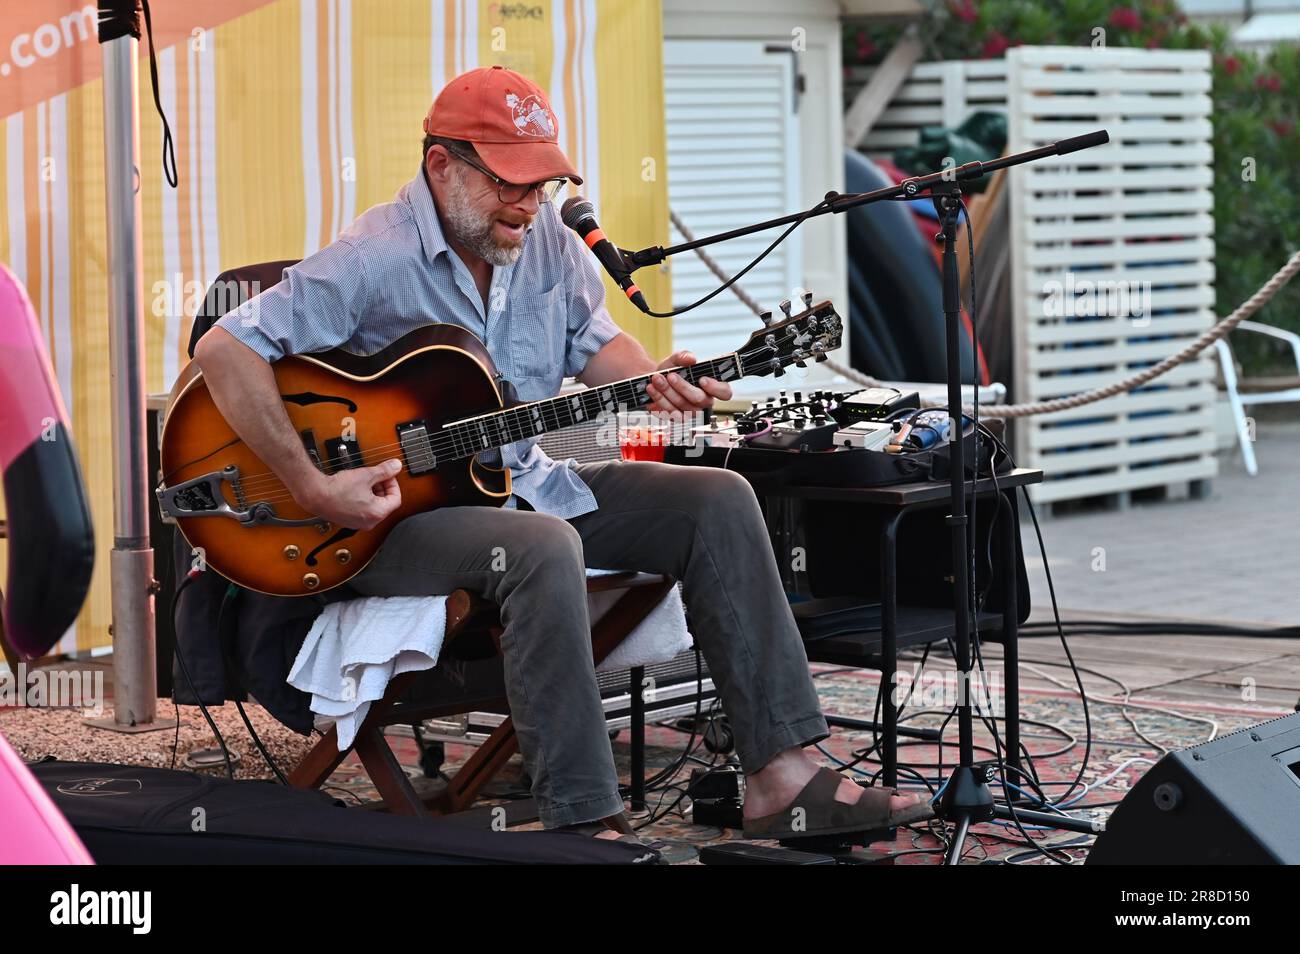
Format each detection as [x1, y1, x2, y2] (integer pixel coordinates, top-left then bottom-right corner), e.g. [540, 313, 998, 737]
[1088, 712, 1300, 865]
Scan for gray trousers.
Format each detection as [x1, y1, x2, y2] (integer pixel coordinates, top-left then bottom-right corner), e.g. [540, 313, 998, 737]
[350, 460, 829, 827]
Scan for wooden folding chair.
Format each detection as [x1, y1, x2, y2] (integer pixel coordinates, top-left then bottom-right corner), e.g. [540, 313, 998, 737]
[288, 572, 676, 818]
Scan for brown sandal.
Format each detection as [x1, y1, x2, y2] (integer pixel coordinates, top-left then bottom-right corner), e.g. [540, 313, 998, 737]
[555, 812, 664, 860]
[743, 767, 934, 840]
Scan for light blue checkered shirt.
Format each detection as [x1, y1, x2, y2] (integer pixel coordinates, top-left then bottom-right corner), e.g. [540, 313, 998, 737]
[216, 167, 623, 519]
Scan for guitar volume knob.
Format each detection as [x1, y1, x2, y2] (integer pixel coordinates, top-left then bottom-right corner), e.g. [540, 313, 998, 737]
[335, 549, 351, 565]
[303, 573, 320, 590]
[284, 545, 300, 561]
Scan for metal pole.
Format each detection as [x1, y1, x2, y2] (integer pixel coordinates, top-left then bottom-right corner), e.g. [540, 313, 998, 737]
[97, 30, 161, 730]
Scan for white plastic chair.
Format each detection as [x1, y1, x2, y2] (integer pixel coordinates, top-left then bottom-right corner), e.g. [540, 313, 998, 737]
[1215, 320, 1300, 476]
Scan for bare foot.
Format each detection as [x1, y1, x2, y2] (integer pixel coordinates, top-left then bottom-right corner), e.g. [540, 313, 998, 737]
[742, 748, 924, 819]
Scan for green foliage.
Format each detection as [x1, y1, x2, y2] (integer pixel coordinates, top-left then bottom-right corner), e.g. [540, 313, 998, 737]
[844, 2, 1300, 372]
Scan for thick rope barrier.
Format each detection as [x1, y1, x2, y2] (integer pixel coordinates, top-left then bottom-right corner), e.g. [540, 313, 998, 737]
[668, 208, 1300, 418]
[979, 249, 1300, 417]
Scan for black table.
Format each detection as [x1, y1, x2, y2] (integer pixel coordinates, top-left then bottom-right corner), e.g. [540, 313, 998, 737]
[743, 467, 1042, 791]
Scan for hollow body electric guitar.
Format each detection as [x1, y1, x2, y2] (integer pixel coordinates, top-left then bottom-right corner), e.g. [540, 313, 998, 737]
[158, 297, 842, 595]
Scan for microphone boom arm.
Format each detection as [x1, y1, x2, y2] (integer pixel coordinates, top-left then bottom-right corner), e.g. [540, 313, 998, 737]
[622, 129, 1109, 273]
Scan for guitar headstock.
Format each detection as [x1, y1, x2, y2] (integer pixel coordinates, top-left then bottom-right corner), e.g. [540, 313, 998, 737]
[736, 295, 843, 380]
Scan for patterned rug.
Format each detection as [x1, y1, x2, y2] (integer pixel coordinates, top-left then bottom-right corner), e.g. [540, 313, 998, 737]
[321, 663, 1288, 864]
[5, 661, 1285, 864]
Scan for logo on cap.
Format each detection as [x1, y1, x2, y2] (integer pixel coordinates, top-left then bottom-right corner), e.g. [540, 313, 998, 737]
[506, 91, 556, 138]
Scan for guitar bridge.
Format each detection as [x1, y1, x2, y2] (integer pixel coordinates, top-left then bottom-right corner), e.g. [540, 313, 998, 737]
[157, 465, 328, 529]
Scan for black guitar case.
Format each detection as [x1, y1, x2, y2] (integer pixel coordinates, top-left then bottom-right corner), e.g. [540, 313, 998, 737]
[28, 760, 653, 865]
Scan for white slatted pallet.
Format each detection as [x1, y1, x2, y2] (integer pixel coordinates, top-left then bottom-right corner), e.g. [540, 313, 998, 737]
[845, 50, 1218, 503]
[845, 59, 1008, 159]
[1005, 46, 1218, 503]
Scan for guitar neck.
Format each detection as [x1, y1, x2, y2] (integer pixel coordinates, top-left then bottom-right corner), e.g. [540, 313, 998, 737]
[442, 352, 744, 459]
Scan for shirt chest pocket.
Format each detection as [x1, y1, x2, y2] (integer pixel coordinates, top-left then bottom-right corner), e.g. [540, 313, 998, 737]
[508, 282, 566, 385]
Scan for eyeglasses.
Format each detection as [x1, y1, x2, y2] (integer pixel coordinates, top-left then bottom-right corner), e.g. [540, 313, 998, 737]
[446, 147, 567, 205]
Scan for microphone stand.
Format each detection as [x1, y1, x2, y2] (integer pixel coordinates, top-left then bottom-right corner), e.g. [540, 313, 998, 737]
[622, 131, 1110, 863]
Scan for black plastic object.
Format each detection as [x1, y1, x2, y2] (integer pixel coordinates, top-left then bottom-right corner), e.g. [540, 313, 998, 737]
[700, 842, 836, 865]
[843, 150, 976, 382]
[664, 443, 929, 489]
[664, 419, 1008, 491]
[791, 597, 883, 643]
[3, 425, 95, 660]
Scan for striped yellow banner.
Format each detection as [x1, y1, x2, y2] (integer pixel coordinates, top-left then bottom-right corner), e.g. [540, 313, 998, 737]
[0, 0, 669, 654]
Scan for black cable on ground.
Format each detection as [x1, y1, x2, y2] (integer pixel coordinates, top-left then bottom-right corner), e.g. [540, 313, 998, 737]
[1019, 620, 1300, 639]
[169, 572, 235, 780]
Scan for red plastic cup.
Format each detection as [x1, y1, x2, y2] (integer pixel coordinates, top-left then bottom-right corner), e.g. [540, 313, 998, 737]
[619, 424, 670, 462]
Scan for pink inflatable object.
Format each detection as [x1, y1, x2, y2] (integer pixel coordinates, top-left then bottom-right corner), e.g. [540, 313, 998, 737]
[0, 731, 93, 864]
[0, 265, 68, 467]
[0, 263, 93, 864]
[0, 263, 95, 659]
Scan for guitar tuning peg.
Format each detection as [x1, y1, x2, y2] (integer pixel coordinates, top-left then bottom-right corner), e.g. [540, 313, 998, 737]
[759, 310, 774, 327]
[779, 299, 793, 317]
[802, 290, 813, 308]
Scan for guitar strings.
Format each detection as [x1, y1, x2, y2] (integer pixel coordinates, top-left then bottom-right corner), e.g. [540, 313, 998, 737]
[227, 355, 733, 497]
[229, 322, 820, 495]
[208, 324, 818, 503]
[181, 323, 825, 508]
[224, 355, 725, 494]
[198, 325, 819, 507]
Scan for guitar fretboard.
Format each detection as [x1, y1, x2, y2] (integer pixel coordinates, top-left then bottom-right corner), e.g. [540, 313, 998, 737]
[441, 352, 745, 460]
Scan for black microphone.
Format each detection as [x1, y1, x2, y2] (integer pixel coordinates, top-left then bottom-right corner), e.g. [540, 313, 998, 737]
[1056, 129, 1109, 156]
[561, 196, 648, 313]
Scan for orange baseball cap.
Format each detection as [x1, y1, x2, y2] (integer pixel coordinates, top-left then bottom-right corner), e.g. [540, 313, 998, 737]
[423, 65, 582, 186]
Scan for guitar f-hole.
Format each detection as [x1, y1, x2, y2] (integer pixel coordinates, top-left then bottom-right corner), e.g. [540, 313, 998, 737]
[306, 527, 357, 567]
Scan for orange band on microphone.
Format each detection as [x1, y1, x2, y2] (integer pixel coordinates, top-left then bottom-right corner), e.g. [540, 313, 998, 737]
[625, 284, 640, 298]
[582, 228, 607, 249]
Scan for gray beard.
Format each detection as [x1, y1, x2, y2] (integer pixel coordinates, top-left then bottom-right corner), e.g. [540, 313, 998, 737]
[443, 169, 524, 268]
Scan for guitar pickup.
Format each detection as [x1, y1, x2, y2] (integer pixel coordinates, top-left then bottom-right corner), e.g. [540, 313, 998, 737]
[397, 422, 437, 475]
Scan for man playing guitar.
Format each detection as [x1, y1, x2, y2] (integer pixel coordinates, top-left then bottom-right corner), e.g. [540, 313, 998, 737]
[193, 66, 928, 843]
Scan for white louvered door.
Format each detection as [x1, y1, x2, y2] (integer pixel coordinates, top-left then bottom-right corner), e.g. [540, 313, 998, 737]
[664, 40, 803, 361]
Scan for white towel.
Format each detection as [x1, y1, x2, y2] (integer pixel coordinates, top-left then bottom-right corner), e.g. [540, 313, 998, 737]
[288, 570, 692, 751]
